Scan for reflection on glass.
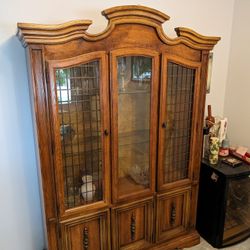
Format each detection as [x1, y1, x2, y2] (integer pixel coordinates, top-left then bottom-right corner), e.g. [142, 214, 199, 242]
[164, 62, 195, 183]
[223, 178, 250, 242]
[117, 56, 152, 197]
[55, 61, 103, 209]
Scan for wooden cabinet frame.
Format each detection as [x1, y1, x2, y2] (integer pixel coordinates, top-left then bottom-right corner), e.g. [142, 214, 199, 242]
[110, 48, 159, 203]
[46, 51, 111, 218]
[17, 5, 220, 250]
[158, 54, 202, 192]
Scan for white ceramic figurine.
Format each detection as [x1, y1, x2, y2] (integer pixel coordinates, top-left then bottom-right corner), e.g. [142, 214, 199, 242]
[81, 175, 96, 202]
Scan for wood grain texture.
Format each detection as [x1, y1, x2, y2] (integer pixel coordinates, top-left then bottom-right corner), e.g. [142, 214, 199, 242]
[27, 46, 60, 250]
[17, 5, 220, 250]
[111, 198, 154, 250]
[157, 54, 202, 192]
[61, 209, 110, 250]
[47, 51, 110, 219]
[110, 48, 159, 203]
[17, 5, 220, 50]
[156, 186, 191, 243]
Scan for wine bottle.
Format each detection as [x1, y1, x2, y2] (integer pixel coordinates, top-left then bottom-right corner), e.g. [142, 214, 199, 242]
[205, 105, 215, 128]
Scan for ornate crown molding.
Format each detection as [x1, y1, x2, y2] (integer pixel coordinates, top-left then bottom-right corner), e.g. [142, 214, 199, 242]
[17, 5, 220, 50]
[102, 5, 170, 25]
[17, 20, 92, 47]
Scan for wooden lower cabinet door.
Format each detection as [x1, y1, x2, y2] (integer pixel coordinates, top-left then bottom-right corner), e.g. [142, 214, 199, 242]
[156, 187, 191, 242]
[111, 198, 154, 250]
[61, 210, 110, 250]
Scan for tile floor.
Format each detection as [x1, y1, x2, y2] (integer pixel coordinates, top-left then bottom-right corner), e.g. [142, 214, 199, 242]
[184, 237, 250, 250]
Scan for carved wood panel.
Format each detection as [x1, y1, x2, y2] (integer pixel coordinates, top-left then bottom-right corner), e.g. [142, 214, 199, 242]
[61, 210, 110, 250]
[156, 187, 191, 242]
[111, 198, 154, 250]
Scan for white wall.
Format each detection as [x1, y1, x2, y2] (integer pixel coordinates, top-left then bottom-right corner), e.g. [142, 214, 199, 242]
[0, 0, 235, 249]
[224, 0, 250, 149]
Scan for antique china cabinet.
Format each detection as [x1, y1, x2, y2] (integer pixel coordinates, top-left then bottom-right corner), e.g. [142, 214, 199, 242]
[17, 5, 220, 250]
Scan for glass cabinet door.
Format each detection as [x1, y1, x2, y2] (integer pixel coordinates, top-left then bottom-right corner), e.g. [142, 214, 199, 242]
[48, 52, 110, 216]
[158, 55, 200, 190]
[111, 49, 159, 202]
[223, 176, 250, 244]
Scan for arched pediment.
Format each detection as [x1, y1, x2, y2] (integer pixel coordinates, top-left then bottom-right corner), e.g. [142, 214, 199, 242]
[17, 5, 220, 50]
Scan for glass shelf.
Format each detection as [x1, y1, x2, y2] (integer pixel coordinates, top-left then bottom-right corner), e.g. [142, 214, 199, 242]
[116, 56, 152, 198]
[118, 129, 149, 147]
[118, 89, 150, 95]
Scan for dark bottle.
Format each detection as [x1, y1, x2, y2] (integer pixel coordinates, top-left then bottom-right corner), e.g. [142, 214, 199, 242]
[205, 105, 215, 128]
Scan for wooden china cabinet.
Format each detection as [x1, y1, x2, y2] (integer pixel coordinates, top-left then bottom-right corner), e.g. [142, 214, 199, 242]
[17, 5, 220, 250]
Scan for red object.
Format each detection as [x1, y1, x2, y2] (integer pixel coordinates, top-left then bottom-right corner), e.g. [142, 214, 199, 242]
[229, 149, 250, 165]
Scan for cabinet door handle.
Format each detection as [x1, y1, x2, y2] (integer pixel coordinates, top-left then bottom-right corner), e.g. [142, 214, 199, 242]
[162, 122, 167, 128]
[130, 213, 136, 241]
[83, 227, 89, 250]
[104, 129, 109, 136]
[170, 203, 176, 226]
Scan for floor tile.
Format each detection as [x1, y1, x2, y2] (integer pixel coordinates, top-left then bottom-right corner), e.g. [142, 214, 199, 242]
[184, 237, 250, 250]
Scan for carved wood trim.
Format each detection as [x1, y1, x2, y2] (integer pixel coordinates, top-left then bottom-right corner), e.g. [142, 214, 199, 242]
[17, 20, 92, 47]
[156, 186, 191, 242]
[17, 5, 220, 50]
[83, 227, 89, 250]
[170, 203, 176, 226]
[111, 197, 154, 250]
[61, 209, 110, 250]
[102, 5, 170, 24]
[130, 213, 136, 241]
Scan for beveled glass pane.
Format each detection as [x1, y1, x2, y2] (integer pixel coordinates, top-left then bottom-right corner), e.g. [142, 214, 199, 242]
[164, 62, 195, 183]
[55, 61, 103, 209]
[117, 56, 152, 197]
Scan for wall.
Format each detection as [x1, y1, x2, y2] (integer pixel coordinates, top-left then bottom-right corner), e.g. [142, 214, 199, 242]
[224, 0, 250, 149]
[0, 0, 234, 249]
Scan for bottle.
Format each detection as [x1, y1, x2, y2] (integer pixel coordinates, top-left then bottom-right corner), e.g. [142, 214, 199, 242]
[219, 138, 229, 157]
[205, 105, 215, 128]
[209, 137, 220, 165]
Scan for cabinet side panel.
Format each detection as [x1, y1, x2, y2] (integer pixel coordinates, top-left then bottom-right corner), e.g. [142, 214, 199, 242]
[189, 51, 210, 228]
[193, 51, 209, 182]
[28, 47, 58, 250]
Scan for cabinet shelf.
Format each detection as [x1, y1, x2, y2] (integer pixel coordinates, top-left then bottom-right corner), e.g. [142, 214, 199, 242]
[119, 89, 150, 95]
[118, 129, 149, 147]
[118, 176, 147, 197]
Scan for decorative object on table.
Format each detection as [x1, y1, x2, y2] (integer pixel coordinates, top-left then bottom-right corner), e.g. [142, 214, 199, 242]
[205, 105, 215, 128]
[222, 157, 242, 167]
[219, 138, 230, 157]
[209, 137, 220, 164]
[81, 175, 96, 202]
[229, 146, 250, 165]
[218, 118, 228, 144]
